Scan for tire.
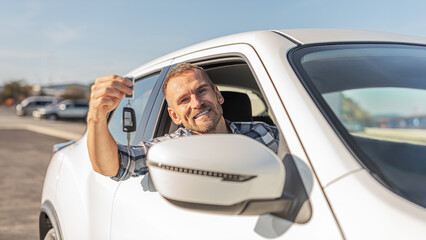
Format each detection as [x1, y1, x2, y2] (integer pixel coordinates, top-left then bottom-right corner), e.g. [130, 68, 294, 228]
[44, 228, 57, 240]
[47, 114, 58, 121]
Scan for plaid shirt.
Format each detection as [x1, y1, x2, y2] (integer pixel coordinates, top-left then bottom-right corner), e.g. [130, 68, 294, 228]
[112, 120, 279, 181]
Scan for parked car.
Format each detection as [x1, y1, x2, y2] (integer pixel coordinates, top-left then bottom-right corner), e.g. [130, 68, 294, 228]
[15, 96, 58, 116]
[40, 29, 426, 240]
[33, 99, 89, 121]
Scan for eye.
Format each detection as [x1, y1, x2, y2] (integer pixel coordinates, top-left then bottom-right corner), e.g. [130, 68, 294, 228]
[197, 89, 206, 96]
[179, 97, 190, 104]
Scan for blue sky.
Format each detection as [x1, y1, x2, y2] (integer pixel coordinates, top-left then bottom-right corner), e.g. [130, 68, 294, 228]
[1, 0, 426, 86]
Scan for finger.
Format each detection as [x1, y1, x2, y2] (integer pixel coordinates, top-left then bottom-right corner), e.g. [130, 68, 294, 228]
[95, 75, 133, 87]
[96, 96, 121, 112]
[92, 77, 132, 96]
[99, 97, 116, 107]
[102, 86, 126, 99]
[111, 81, 133, 95]
[91, 83, 128, 100]
[88, 97, 117, 121]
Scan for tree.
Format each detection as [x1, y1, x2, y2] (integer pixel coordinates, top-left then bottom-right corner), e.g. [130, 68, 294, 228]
[0, 79, 31, 104]
[342, 96, 375, 127]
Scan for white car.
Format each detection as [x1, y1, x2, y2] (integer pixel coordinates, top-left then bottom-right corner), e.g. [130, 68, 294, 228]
[40, 29, 426, 240]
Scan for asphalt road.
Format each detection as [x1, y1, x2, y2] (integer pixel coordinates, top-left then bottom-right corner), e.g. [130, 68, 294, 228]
[0, 106, 86, 140]
[0, 106, 86, 239]
[0, 130, 65, 239]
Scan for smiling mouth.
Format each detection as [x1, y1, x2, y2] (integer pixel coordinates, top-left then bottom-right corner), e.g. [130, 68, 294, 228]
[193, 110, 210, 119]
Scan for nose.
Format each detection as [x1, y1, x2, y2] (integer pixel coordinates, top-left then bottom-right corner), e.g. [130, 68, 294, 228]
[190, 94, 203, 108]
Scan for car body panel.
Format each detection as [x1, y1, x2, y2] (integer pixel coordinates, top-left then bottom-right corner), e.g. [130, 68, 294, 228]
[54, 135, 120, 239]
[277, 28, 426, 45]
[41, 149, 65, 223]
[41, 59, 173, 239]
[325, 170, 426, 239]
[110, 39, 342, 240]
[256, 33, 363, 188]
[111, 175, 343, 240]
[41, 29, 426, 240]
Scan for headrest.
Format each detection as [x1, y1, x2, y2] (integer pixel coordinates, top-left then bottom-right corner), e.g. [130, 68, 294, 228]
[220, 91, 252, 122]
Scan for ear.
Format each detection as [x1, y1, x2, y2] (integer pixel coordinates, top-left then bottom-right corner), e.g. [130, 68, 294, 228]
[168, 107, 182, 125]
[214, 85, 224, 104]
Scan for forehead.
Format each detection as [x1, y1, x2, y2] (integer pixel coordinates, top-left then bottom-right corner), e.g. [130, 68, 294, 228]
[166, 69, 210, 94]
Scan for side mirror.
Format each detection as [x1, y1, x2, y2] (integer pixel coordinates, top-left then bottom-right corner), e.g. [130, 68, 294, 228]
[147, 134, 312, 223]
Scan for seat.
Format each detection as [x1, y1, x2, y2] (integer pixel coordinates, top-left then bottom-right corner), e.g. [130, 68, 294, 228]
[220, 91, 252, 122]
[164, 91, 253, 134]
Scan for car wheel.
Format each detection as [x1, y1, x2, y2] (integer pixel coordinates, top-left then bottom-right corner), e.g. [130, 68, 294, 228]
[47, 114, 58, 121]
[44, 228, 57, 240]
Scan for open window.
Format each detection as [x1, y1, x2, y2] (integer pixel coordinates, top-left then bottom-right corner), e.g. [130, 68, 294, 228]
[154, 57, 276, 138]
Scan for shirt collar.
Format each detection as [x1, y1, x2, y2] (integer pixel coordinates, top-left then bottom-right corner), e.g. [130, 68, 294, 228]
[181, 119, 239, 135]
[226, 119, 240, 134]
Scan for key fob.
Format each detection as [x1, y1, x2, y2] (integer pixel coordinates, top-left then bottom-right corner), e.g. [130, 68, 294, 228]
[123, 107, 136, 132]
[125, 77, 134, 99]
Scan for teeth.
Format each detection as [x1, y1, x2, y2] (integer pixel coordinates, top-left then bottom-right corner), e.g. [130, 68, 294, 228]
[194, 110, 209, 119]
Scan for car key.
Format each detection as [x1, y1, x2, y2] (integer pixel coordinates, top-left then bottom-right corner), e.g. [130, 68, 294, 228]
[124, 77, 134, 99]
[123, 104, 136, 152]
[122, 94, 137, 179]
[123, 107, 136, 133]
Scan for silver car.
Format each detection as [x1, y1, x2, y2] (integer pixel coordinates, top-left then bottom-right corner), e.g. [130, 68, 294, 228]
[16, 96, 58, 116]
[33, 99, 89, 120]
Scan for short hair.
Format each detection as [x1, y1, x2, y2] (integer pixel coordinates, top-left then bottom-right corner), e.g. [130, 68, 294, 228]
[162, 63, 213, 97]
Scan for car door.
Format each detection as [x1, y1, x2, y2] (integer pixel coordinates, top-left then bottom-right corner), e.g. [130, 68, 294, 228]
[110, 42, 342, 239]
[55, 68, 165, 239]
[72, 101, 89, 119]
[58, 102, 74, 118]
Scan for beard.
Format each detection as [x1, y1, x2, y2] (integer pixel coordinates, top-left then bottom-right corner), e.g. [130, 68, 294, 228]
[182, 102, 223, 134]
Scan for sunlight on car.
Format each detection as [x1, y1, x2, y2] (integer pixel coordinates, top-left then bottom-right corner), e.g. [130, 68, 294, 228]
[293, 43, 426, 208]
[324, 88, 426, 146]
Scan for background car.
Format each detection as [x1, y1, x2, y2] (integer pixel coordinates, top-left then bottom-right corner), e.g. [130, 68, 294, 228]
[40, 29, 426, 240]
[33, 99, 89, 121]
[15, 96, 58, 116]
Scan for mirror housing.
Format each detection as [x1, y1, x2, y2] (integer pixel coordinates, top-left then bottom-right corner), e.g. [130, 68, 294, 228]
[147, 134, 311, 222]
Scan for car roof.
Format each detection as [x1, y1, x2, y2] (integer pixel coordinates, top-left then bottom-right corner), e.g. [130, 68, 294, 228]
[24, 96, 57, 100]
[276, 28, 426, 45]
[128, 29, 426, 75]
[60, 99, 88, 103]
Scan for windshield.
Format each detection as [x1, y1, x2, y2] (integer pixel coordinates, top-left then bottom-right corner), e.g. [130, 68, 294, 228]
[290, 43, 426, 208]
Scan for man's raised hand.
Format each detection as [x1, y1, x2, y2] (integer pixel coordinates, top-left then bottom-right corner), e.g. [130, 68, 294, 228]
[87, 75, 133, 122]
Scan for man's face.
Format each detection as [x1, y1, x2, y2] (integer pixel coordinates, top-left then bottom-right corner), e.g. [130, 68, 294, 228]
[165, 69, 224, 134]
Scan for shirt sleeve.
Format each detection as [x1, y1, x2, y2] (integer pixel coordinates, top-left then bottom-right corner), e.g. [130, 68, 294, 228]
[259, 123, 280, 154]
[110, 128, 190, 181]
[111, 139, 160, 181]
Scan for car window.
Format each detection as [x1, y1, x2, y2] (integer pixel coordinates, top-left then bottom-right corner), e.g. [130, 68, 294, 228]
[36, 101, 48, 106]
[75, 102, 89, 107]
[152, 61, 279, 148]
[290, 43, 426, 208]
[109, 73, 159, 145]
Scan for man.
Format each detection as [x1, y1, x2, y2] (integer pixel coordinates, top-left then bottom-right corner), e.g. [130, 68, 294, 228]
[87, 63, 279, 181]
